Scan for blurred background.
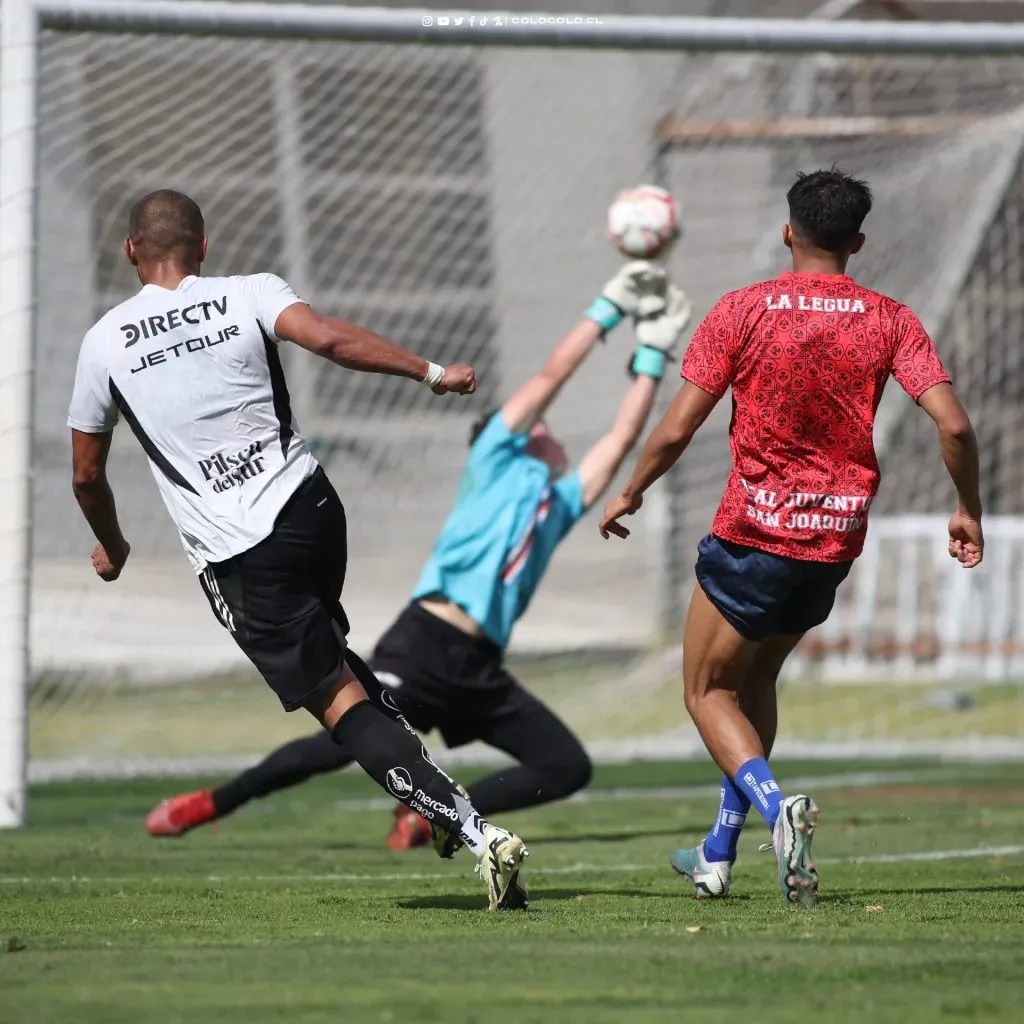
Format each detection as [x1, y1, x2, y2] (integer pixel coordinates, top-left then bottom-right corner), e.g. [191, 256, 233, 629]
[12, 0, 1024, 773]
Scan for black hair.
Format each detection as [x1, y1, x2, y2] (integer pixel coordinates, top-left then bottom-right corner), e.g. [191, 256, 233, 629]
[128, 189, 205, 257]
[786, 168, 872, 253]
[469, 408, 500, 447]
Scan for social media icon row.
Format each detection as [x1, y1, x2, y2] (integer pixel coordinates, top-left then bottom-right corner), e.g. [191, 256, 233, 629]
[421, 15, 509, 27]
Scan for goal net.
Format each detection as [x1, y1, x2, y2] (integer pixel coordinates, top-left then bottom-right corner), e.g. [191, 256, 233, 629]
[6, 4, 1024, 784]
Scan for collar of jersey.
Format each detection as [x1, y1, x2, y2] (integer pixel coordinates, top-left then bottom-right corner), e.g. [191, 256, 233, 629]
[779, 270, 854, 282]
[140, 275, 199, 294]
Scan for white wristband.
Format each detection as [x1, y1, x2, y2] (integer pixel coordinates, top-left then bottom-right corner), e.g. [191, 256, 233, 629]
[421, 361, 445, 388]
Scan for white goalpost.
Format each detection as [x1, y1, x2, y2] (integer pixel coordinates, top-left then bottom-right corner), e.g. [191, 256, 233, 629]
[4, 1, 1024, 827]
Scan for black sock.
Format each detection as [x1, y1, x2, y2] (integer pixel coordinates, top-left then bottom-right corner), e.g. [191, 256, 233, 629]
[330, 701, 486, 852]
[212, 730, 354, 817]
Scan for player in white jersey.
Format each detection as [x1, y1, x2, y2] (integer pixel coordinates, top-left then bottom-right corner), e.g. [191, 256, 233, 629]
[68, 189, 528, 910]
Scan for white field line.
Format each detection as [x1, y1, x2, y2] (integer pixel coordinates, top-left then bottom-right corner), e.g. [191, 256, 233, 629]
[3, 845, 1023, 887]
[3, 766, 992, 829]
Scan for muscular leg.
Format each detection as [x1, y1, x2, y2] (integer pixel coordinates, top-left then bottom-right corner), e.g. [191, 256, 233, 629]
[702, 633, 803, 862]
[210, 648, 415, 818]
[683, 585, 799, 831]
[468, 690, 593, 817]
[306, 654, 493, 857]
[682, 585, 762, 774]
[737, 632, 803, 758]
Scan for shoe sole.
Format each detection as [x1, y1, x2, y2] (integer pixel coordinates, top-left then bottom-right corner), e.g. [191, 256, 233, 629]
[485, 834, 530, 911]
[778, 796, 819, 907]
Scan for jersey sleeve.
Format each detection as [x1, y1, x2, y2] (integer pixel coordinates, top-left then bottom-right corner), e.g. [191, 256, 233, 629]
[67, 331, 117, 433]
[250, 273, 304, 342]
[891, 306, 951, 401]
[551, 469, 585, 532]
[465, 411, 530, 490]
[680, 294, 740, 397]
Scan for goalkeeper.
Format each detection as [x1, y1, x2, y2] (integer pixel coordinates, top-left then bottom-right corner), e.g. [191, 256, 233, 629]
[146, 260, 692, 845]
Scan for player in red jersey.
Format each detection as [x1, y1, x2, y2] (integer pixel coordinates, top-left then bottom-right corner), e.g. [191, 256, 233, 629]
[599, 169, 983, 905]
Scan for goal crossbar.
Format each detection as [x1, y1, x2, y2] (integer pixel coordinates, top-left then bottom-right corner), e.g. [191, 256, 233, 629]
[29, 1, 1024, 54]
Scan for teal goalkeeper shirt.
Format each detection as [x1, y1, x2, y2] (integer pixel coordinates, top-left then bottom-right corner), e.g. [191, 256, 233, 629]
[411, 412, 586, 648]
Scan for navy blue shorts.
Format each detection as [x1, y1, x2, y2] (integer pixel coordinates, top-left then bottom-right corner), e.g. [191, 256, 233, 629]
[695, 534, 853, 643]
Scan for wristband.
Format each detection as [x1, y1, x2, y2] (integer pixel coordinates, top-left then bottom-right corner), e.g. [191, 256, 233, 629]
[630, 345, 666, 381]
[421, 361, 445, 388]
[584, 296, 625, 335]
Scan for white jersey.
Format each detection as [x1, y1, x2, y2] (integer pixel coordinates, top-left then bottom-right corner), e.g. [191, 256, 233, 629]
[68, 273, 319, 572]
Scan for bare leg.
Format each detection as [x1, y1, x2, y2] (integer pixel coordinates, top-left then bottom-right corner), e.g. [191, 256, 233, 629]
[682, 585, 762, 776]
[737, 632, 804, 758]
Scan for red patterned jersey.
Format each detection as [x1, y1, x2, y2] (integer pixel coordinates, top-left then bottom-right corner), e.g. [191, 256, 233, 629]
[681, 271, 950, 563]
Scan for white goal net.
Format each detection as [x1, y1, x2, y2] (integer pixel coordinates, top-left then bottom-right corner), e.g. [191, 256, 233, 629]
[4, 3, 1024, 789]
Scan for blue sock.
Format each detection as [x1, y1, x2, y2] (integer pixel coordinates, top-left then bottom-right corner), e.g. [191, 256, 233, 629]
[734, 757, 785, 830]
[703, 776, 751, 863]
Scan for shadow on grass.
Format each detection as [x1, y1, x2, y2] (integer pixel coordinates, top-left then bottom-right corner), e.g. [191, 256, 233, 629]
[398, 886, 755, 911]
[525, 826, 700, 845]
[826, 883, 1024, 899]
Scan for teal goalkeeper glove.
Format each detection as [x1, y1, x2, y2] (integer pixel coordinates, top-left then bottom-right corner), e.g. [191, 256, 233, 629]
[629, 285, 692, 381]
[584, 260, 665, 335]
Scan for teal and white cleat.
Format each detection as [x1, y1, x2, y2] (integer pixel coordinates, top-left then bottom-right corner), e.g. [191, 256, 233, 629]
[762, 794, 819, 907]
[477, 825, 530, 911]
[670, 841, 732, 898]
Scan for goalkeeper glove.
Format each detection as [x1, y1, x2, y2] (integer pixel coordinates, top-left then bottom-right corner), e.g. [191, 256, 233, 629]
[584, 260, 665, 335]
[629, 285, 692, 381]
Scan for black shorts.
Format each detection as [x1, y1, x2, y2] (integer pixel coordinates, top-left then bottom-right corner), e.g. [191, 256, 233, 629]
[199, 467, 351, 712]
[695, 534, 852, 642]
[370, 602, 542, 748]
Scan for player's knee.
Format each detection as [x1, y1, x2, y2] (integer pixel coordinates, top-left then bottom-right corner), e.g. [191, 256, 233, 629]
[543, 750, 592, 799]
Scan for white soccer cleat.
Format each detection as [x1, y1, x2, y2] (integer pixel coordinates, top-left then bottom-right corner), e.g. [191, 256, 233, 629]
[477, 825, 530, 911]
[669, 841, 732, 898]
[762, 794, 819, 907]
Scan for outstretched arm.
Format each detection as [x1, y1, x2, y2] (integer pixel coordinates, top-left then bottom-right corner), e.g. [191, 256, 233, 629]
[598, 381, 720, 539]
[916, 382, 984, 567]
[71, 428, 131, 581]
[274, 303, 475, 395]
[500, 261, 667, 434]
[575, 285, 693, 508]
[501, 318, 605, 434]
[576, 375, 658, 509]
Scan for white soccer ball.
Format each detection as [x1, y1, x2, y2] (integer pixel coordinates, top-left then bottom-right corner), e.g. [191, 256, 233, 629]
[607, 185, 680, 259]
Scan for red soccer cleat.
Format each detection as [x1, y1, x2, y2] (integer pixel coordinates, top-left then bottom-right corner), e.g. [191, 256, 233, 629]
[386, 803, 431, 851]
[145, 788, 217, 837]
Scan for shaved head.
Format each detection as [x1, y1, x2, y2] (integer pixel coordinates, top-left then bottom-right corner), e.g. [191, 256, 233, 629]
[127, 190, 205, 260]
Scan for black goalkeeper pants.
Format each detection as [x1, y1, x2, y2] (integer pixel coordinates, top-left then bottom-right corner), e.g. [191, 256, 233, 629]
[213, 605, 593, 818]
[214, 689, 592, 818]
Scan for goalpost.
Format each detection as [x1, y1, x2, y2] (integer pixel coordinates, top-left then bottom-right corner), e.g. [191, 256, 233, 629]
[4, 2, 1024, 827]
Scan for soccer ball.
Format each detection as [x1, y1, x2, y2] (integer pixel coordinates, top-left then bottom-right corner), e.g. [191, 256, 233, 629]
[607, 185, 680, 259]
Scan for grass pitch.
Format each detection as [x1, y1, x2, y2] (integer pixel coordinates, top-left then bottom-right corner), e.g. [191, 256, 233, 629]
[3, 760, 1024, 1023]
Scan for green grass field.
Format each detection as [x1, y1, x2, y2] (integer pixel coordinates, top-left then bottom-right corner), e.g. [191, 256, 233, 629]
[3, 760, 1024, 1023]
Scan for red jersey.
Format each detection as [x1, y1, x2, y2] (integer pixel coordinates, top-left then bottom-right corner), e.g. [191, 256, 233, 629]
[681, 271, 950, 563]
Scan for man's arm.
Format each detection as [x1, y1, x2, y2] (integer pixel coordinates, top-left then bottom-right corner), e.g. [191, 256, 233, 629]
[274, 303, 474, 394]
[576, 376, 657, 509]
[892, 307, 982, 567]
[598, 381, 720, 538]
[575, 285, 694, 508]
[501, 318, 604, 434]
[71, 429, 130, 581]
[500, 261, 667, 434]
[916, 382, 984, 567]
